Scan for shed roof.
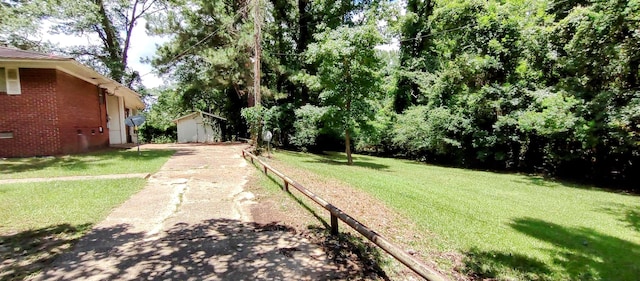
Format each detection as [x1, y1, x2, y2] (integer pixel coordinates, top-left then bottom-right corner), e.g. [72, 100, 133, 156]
[173, 111, 227, 123]
[0, 46, 144, 109]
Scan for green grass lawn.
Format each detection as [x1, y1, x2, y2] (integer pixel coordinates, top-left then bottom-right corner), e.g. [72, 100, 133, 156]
[0, 179, 147, 280]
[0, 149, 172, 279]
[0, 149, 174, 179]
[272, 150, 640, 281]
[0, 179, 147, 232]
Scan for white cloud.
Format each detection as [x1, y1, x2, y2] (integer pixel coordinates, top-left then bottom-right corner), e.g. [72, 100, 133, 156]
[41, 21, 100, 46]
[126, 18, 170, 88]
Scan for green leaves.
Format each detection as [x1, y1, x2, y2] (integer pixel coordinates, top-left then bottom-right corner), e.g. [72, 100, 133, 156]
[392, 106, 469, 156]
[291, 105, 327, 148]
[301, 24, 384, 162]
[517, 89, 582, 136]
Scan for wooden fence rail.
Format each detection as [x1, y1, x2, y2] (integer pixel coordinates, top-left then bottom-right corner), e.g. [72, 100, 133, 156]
[242, 149, 449, 281]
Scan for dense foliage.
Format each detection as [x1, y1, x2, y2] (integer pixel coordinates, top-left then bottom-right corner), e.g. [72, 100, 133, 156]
[390, 0, 640, 189]
[2, 0, 638, 187]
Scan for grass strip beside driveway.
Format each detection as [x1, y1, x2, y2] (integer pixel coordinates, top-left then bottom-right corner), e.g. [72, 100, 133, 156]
[0, 149, 174, 180]
[0, 178, 147, 280]
[273, 150, 640, 281]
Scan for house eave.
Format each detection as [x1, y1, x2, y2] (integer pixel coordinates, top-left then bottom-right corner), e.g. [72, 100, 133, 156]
[0, 58, 145, 110]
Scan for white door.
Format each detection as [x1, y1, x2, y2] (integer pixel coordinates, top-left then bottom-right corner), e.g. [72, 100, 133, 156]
[106, 95, 123, 144]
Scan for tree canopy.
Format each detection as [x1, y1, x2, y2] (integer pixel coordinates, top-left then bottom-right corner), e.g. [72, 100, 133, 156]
[2, 0, 639, 189]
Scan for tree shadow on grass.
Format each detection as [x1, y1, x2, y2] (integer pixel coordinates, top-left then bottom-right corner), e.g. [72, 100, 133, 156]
[0, 157, 89, 175]
[462, 248, 553, 280]
[34, 219, 388, 280]
[301, 152, 390, 171]
[516, 218, 638, 280]
[599, 203, 640, 233]
[511, 175, 607, 192]
[627, 210, 640, 233]
[463, 218, 640, 280]
[0, 223, 92, 281]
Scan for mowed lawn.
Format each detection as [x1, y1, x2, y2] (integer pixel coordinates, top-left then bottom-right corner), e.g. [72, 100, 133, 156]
[0, 179, 147, 233]
[0, 149, 174, 179]
[0, 179, 147, 280]
[273, 150, 640, 281]
[0, 149, 173, 280]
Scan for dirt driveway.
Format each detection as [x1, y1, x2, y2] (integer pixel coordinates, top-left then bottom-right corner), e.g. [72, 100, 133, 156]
[36, 144, 341, 280]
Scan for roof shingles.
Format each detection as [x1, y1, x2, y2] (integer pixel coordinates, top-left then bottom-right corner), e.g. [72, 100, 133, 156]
[0, 46, 71, 60]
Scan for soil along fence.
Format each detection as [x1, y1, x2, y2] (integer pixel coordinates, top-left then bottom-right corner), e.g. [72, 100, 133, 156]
[242, 149, 448, 281]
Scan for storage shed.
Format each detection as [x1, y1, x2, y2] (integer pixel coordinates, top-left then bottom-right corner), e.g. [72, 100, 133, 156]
[173, 111, 226, 143]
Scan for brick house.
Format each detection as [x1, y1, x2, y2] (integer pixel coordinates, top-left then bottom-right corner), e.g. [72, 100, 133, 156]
[0, 47, 145, 158]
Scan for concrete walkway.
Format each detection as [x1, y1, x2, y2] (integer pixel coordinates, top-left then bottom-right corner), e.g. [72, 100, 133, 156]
[36, 144, 338, 280]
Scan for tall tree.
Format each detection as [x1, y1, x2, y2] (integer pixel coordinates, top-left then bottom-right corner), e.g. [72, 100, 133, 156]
[394, 0, 435, 113]
[148, 0, 254, 136]
[305, 24, 383, 165]
[0, 0, 53, 51]
[48, 0, 166, 86]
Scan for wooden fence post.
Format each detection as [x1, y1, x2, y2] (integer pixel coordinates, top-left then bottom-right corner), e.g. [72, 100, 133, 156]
[331, 214, 339, 235]
[241, 149, 449, 281]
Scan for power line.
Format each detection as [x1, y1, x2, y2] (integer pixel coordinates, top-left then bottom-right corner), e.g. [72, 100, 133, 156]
[139, 4, 252, 78]
[140, 0, 581, 74]
[262, 24, 476, 57]
[394, 0, 578, 44]
[267, 52, 303, 57]
[396, 23, 475, 44]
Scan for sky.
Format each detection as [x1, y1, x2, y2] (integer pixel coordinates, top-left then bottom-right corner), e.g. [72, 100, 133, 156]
[43, 19, 167, 89]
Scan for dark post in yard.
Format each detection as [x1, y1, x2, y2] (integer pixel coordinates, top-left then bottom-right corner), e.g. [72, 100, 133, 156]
[125, 115, 146, 155]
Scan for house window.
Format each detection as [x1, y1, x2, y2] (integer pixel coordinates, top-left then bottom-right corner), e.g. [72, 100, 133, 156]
[0, 67, 21, 95]
[0, 131, 14, 139]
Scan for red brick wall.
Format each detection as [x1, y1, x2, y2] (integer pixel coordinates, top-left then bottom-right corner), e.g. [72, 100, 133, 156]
[0, 68, 109, 158]
[56, 70, 109, 154]
[0, 68, 60, 157]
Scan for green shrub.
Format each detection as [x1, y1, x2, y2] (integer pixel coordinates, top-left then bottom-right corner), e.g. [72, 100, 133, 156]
[291, 105, 327, 149]
[392, 106, 469, 157]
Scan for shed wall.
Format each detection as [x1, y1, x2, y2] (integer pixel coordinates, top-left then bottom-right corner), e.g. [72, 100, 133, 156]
[177, 117, 198, 143]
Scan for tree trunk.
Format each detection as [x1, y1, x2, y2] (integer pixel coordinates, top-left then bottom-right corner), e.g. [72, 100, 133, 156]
[94, 0, 124, 83]
[297, 0, 310, 104]
[345, 128, 353, 165]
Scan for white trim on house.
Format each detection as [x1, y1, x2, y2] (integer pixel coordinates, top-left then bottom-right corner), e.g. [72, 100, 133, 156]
[5, 67, 20, 95]
[119, 96, 126, 143]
